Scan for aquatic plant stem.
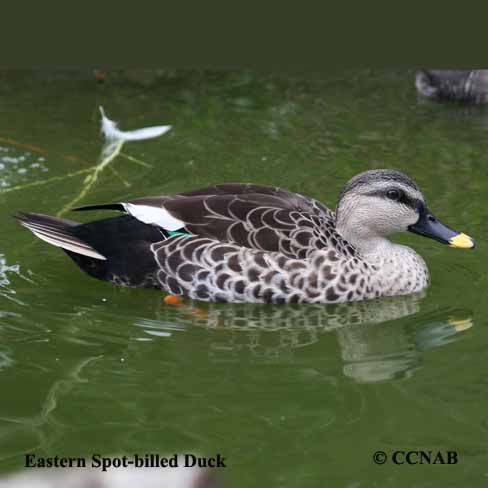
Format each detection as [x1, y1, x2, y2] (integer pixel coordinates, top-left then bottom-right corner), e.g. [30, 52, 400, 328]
[108, 165, 131, 188]
[57, 140, 124, 215]
[119, 152, 153, 168]
[0, 168, 93, 194]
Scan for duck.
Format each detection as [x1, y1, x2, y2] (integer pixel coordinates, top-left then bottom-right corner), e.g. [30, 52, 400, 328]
[16, 169, 474, 304]
[415, 69, 488, 104]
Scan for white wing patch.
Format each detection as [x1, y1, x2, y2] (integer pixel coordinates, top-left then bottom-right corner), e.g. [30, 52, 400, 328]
[124, 203, 184, 231]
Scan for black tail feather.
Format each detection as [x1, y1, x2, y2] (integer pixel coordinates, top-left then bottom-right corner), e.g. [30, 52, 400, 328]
[17, 212, 166, 287]
[71, 203, 125, 212]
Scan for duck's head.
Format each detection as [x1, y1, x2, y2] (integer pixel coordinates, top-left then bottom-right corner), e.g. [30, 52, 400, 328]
[336, 169, 475, 254]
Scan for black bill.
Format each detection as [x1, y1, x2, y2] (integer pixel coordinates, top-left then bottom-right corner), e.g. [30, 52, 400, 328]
[408, 207, 475, 249]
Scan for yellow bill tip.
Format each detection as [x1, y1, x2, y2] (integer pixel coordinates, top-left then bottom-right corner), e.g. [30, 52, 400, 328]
[448, 233, 475, 249]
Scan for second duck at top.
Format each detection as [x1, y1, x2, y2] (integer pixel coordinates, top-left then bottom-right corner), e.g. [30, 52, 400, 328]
[17, 169, 474, 304]
[416, 69, 488, 104]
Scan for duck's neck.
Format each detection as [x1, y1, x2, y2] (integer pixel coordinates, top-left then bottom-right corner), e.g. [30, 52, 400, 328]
[336, 222, 429, 296]
[336, 220, 399, 257]
[356, 236, 400, 257]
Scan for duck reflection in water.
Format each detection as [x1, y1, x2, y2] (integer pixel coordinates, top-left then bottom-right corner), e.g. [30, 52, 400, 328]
[145, 292, 473, 384]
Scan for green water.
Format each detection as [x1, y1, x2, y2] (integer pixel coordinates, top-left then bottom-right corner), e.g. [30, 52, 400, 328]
[0, 70, 486, 486]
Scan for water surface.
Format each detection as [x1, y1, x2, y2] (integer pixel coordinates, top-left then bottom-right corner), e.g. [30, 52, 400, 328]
[0, 70, 486, 487]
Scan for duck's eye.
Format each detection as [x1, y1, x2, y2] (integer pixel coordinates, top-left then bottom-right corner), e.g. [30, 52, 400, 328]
[386, 189, 401, 201]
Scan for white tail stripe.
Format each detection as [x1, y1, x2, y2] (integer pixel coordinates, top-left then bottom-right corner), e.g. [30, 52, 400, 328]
[123, 203, 184, 231]
[22, 226, 107, 260]
[21, 223, 86, 245]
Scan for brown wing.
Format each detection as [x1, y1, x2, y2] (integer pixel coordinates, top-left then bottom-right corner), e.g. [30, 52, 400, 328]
[73, 183, 355, 259]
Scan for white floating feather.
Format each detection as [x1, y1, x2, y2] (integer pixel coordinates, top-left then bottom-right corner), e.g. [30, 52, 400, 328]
[99, 106, 172, 142]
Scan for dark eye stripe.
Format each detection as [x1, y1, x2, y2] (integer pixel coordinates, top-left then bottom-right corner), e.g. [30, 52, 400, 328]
[366, 190, 421, 210]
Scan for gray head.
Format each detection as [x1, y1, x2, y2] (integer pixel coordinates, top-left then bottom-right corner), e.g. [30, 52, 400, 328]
[336, 169, 474, 254]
